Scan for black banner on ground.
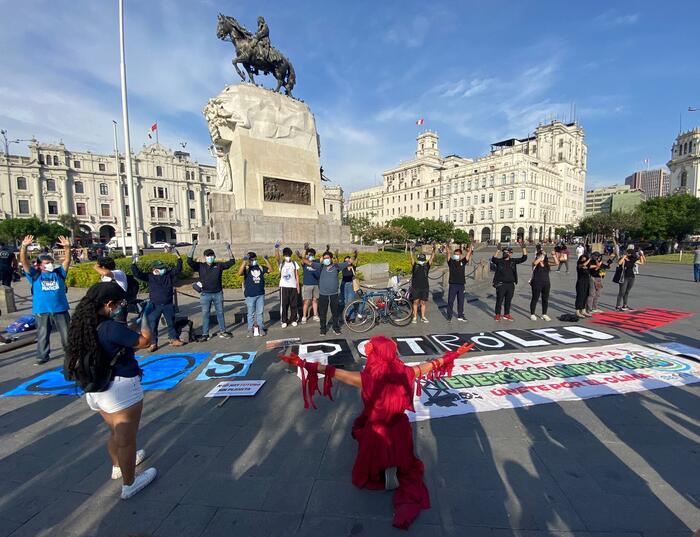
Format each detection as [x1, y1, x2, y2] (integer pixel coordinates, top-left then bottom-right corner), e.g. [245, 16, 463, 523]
[290, 339, 355, 367]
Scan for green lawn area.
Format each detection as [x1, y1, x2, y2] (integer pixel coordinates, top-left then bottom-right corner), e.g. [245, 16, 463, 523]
[645, 253, 694, 265]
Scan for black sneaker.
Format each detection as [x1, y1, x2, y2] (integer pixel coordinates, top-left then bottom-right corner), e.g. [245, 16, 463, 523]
[332, 328, 341, 335]
[446, 317, 452, 323]
[218, 331, 233, 339]
[320, 329, 327, 336]
[34, 358, 50, 366]
[615, 307, 623, 312]
[198, 334, 210, 342]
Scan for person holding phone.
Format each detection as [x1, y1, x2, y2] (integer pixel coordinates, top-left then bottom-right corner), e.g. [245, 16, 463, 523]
[529, 244, 557, 321]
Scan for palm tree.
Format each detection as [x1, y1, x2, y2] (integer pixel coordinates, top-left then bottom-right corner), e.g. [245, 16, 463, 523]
[58, 214, 81, 243]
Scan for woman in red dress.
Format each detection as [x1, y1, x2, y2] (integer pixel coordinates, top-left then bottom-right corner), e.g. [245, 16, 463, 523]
[280, 335, 471, 529]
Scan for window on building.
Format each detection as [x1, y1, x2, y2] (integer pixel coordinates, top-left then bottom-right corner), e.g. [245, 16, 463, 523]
[480, 210, 485, 220]
[488, 193, 493, 202]
[76, 202, 86, 216]
[47, 201, 58, 215]
[558, 152, 563, 161]
[74, 181, 84, 193]
[500, 191, 505, 202]
[558, 139, 563, 148]
[38, 155, 44, 165]
[469, 213, 474, 224]
[190, 208, 196, 219]
[680, 171, 687, 187]
[123, 185, 128, 196]
[156, 165, 163, 177]
[519, 208, 525, 218]
[168, 207, 174, 219]
[156, 187, 167, 199]
[125, 205, 130, 217]
[120, 162, 125, 173]
[16, 177, 27, 190]
[488, 210, 493, 219]
[73, 160, 81, 169]
[481, 178, 486, 188]
[508, 208, 513, 218]
[99, 163, 106, 172]
[18, 199, 30, 214]
[101, 204, 111, 217]
[520, 189, 525, 199]
[499, 209, 504, 219]
[489, 176, 494, 187]
[150, 207, 156, 218]
[206, 175, 210, 183]
[53, 155, 59, 166]
[156, 207, 166, 219]
[188, 189, 195, 201]
[46, 179, 56, 192]
[99, 183, 108, 196]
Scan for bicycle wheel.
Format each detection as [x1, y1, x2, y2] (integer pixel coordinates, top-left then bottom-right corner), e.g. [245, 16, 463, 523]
[343, 299, 377, 333]
[387, 297, 413, 326]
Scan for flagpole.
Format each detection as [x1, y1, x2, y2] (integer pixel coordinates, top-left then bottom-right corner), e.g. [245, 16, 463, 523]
[112, 120, 128, 255]
[118, 0, 140, 253]
[155, 120, 159, 144]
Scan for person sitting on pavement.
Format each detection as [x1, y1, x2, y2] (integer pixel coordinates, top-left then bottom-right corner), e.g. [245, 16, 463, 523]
[409, 244, 434, 324]
[131, 249, 183, 351]
[187, 240, 235, 341]
[491, 241, 528, 321]
[445, 242, 473, 323]
[19, 234, 72, 365]
[275, 243, 301, 328]
[238, 251, 272, 337]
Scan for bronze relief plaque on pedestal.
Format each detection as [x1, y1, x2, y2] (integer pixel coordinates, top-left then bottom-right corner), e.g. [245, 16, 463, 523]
[263, 177, 311, 205]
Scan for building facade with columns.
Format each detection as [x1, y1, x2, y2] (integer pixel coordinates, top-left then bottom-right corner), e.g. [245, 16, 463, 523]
[667, 128, 700, 198]
[0, 140, 215, 246]
[348, 121, 586, 243]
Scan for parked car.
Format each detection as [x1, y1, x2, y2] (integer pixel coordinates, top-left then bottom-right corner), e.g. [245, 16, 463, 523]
[26, 243, 41, 252]
[149, 241, 172, 249]
[174, 242, 192, 247]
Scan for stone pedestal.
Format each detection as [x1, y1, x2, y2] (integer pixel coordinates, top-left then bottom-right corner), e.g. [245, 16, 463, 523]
[202, 83, 350, 245]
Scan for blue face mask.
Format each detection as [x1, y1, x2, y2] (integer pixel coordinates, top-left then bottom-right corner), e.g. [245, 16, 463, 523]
[322, 258, 331, 266]
[206, 256, 215, 264]
[251, 259, 258, 266]
[308, 255, 314, 261]
[109, 300, 127, 320]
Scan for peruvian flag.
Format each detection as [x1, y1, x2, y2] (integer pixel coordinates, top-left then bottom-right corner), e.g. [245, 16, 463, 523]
[416, 118, 424, 126]
[147, 122, 158, 139]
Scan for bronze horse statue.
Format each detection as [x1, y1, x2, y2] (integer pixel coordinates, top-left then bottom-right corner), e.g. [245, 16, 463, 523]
[216, 14, 296, 96]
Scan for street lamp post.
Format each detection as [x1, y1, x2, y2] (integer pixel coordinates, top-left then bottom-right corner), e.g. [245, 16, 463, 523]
[1, 130, 14, 217]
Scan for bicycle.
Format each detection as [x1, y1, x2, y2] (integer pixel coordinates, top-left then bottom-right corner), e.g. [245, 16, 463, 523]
[343, 270, 413, 333]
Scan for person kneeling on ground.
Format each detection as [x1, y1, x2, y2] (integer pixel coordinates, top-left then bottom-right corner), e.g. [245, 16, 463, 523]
[131, 250, 183, 351]
[239, 251, 272, 337]
[409, 244, 434, 324]
[491, 241, 528, 321]
[187, 240, 235, 340]
[64, 282, 157, 500]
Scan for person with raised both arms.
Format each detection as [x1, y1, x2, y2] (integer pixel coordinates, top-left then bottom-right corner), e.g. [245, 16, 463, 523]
[187, 240, 235, 340]
[445, 241, 473, 323]
[131, 248, 183, 350]
[491, 240, 528, 321]
[529, 243, 558, 321]
[299, 244, 320, 323]
[238, 250, 273, 337]
[20, 234, 72, 365]
[409, 243, 434, 324]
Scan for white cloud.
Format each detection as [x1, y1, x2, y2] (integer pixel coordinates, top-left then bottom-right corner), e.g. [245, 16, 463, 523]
[594, 10, 640, 28]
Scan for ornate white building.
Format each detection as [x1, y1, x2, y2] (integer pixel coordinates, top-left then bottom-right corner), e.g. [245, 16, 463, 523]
[667, 128, 700, 197]
[322, 184, 344, 222]
[348, 121, 586, 243]
[0, 140, 214, 246]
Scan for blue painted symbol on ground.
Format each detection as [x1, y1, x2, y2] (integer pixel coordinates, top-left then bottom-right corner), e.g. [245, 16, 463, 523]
[195, 352, 256, 381]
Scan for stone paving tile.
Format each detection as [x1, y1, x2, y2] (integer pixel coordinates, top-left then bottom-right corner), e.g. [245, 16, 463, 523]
[153, 503, 218, 537]
[4, 490, 90, 537]
[181, 473, 274, 510]
[199, 508, 301, 537]
[297, 514, 450, 536]
[0, 518, 22, 537]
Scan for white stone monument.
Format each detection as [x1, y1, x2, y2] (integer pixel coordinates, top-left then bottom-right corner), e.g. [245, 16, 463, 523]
[202, 83, 349, 246]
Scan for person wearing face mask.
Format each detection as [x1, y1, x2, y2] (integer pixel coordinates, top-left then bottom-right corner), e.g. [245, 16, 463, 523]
[409, 244, 434, 324]
[574, 253, 592, 318]
[65, 282, 157, 499]
[275, 243, 300, 328]
[238, 251, 272, 337]
[445, 242, 473, 323]
[301, 248, 354, 335]
[19, 234, 72, 365]
[187, 240, 236, 341]
[131, 250, 183, 350]
[339, 254, 358, 314]
[491, 241, 528, 321]
[529, 244, 558, 321]
[298, 245, 321, 323]
[93, 256, 128, 292]
[586, 251, 614, 314]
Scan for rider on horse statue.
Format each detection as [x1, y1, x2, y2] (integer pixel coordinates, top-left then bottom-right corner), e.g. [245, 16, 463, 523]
[252, 16, 271, 64]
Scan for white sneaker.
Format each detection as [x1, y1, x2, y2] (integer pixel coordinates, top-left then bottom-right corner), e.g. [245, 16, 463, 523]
[384, 466, 399, 490]
[281, 322, 287, 328]
[120, 467, 157, 500]
[313, 316, 320, 322]
[530, 314, 537, 321]
[457, 317, 467, 322]
[301, 318, 307, 324]
[541, 314, 551, 321]
[291, 321, 298, 327]
[112, 449, 147, 480]
[421, 317, 429, 323]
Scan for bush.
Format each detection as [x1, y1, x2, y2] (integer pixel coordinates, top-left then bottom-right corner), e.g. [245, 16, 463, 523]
[65, 254, 194, 289]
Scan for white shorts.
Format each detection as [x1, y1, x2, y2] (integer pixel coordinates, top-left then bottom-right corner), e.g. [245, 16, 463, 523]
[85, 376, 143, 414]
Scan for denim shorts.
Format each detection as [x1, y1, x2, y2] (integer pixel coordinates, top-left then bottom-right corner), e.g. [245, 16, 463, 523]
[85, 376, 143, 414]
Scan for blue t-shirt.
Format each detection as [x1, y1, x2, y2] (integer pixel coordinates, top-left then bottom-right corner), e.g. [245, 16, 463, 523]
[243, 265, 268, 297]
[314, 261, 349, 296]
[26, 266, 69, 314]
[302, 262, 320, 286]
[97, 319, 141, 378]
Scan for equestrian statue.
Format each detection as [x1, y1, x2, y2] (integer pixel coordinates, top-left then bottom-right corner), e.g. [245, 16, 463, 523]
[216, 14, 296, 96]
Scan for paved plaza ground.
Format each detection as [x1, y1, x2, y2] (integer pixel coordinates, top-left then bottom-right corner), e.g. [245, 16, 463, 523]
[0, 255, 698, 536]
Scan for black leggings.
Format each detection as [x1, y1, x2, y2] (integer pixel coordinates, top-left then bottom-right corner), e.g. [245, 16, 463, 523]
[530, 282, 550, 315]
[495, 282, 515, 315]
[575, 277, 590, 310]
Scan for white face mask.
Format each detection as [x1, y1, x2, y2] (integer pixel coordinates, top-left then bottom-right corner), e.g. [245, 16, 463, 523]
[322, 258, 331, 266]
[284, 256, 291, 262]
[452, 255, 460, 261]
[417, 260, 425, 265]
[206, 256, 215, 264]
[43, 263, 55, 272]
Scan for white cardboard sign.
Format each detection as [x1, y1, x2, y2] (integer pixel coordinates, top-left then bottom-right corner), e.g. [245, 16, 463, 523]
[205, 380, 266, 398]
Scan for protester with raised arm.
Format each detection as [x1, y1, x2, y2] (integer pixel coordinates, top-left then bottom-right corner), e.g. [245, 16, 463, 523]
[491, 240, 528, 321]
[187, 240, 235, 340]
[275, 242, 300, 327]
[445, 242, 473, 323]
[238, 250, 272, 337]
[530, 243, 557, 321]
[409, 243, 433, 324]
[20, 234, 71, 365]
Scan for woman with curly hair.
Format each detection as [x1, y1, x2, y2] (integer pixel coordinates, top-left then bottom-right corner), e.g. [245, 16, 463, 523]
[65, 282, 156, 500]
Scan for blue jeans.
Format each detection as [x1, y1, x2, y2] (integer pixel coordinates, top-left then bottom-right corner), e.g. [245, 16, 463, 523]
[200, 291, 226, 336]
[695, 263, 700, 282]
[341, 282, 357, 319]
[147, 303, 178, 345]
[245, 294, 265, 330]
[35, 311, 70, 363]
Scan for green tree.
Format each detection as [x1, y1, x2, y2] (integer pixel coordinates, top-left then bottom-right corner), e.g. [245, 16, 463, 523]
[389, 216, 422, 239]
[58, 214, 81, 240]
[365, 225, 408, 250]
[638, 194, 700, 241]
[419, 218, 454, 243]
[0, 217, 69, 246]
[348, 216, 372, 244]
[452, 228, 471, 245]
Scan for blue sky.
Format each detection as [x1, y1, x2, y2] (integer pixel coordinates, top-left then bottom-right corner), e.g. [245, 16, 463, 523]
[0, 0, 697, 192]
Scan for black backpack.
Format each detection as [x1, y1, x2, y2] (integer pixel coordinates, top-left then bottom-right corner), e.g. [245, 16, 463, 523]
[63, 338, 125, 393]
